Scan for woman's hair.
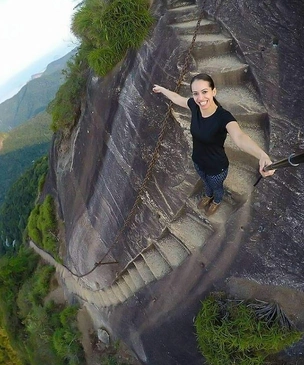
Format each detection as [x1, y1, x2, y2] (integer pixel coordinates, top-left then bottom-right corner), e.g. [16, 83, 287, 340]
[190, 73, 221, 106]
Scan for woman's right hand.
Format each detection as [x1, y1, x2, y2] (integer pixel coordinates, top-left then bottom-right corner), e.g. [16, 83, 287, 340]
[152, 84, 163, 93]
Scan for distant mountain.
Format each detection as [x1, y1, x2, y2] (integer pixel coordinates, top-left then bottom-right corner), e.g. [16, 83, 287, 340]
[0, 111, 53, 155]
[0, 48, 76, 132]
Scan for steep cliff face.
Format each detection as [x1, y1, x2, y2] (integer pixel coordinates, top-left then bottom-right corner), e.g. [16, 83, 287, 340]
[47, 0, 304, 364]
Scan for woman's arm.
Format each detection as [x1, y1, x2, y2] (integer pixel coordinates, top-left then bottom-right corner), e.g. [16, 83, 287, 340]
[153, 84, 189, 109]
[226, 121, 275, 177]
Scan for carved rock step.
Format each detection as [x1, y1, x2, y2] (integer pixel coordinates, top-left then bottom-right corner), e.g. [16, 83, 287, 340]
[111, 283, 128, 302]
[113, 233, 191, 291]
[102, 287, 120, 306]
[234, 112, 269, 129]
[193, 55, 249, 86]
[116, 277, 134, 298]
[115, 267, 141, 297]
[141, 247, 172, 279]
[225, 162, 258, 196]
[186, 159, 257, 200]
[180, 34, 234, 58]
[133, 256, 156, 284]
[225, 149, 263, 174]
[94, 230, 194, 306]
[166, 212, 213, 251]
[170, 19, 221, 35]
[168, 0, 196, 9]
[166, 5, 200, 24]
[186, 195, 237, 224]
[225, 147, 260, 174]
[155, 233, 190, 267]
[217, 86, 266, 114]
[96, 291, 108, 307]
[225, 127, 267, 152]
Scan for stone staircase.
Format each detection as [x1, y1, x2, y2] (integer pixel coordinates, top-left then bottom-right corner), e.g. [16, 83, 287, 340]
[96, 2, 268, 306]
[33, 1, 269, 308]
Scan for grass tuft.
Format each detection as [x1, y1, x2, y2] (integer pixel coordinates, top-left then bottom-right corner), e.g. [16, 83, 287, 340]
[194, 293, 303, 365]
[49, 0, 154, 133]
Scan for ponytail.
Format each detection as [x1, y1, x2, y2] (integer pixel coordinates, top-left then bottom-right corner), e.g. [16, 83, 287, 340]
[214, 97, 221, 107]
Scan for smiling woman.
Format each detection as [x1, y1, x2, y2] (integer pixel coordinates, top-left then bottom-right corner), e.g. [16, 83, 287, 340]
[153, 73, 275, 216]
[0, 0, 76, 98]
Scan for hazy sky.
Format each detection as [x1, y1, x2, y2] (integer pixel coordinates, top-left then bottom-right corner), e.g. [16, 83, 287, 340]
[0, 0, 77, 89]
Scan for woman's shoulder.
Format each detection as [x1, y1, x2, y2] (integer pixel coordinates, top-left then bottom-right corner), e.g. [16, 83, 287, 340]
[187, 97, 197, 109]
[216, 106, 236, 122]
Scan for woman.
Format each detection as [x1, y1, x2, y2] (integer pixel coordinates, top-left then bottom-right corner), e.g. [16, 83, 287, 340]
[152, 73, 274, 216]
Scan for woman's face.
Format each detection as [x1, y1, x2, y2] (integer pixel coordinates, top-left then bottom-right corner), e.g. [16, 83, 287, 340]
[191, 79, 216, 111]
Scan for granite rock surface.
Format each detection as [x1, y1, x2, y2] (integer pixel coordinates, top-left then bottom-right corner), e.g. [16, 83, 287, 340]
[45, 1, 304, 364]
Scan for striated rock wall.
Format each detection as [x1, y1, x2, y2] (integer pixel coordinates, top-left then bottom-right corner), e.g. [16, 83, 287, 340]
[49, 18, 189, 282]
[46, 0, 304, 364]
[199, 0, 304, 300]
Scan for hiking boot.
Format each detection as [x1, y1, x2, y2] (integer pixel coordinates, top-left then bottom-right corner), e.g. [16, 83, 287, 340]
[197, 196, 213, 210]
[206, 201, 220, 216]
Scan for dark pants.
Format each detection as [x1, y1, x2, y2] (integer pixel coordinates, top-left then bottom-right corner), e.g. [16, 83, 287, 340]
[194, 163, 228, 204]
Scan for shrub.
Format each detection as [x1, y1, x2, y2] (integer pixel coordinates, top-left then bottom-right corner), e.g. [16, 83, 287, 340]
[0, 328, 22, 365]
[23, 304, 64, 365]
[78, 0, 154, 76]
[194, 293, 303, 365]
[27, 205, 42, 245]
[101, 356, 132, 365]
[0, 246, 38, 343]
[59, 305, 79, 328]
[52, 305, 85, 365]
[0, 155, 48, 251]
[50, 0, 154, 133]
[49, 53, 88, 133]
[27, 194, 60, 260]
[17, 264, 55, 319]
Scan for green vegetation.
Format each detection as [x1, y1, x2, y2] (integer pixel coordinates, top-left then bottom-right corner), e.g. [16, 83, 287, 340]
[0, 143, 50, 206]
[0, 111, 52, 205]
[52, 306, 84, 365]
[0, 112, 52, 155]
[17, 265, 55, 319]
[98, 340, 135, 365]
[0, 247, 39, 342]
[0, 156, 48, 253]
[195, 293, 303, 365]
[102, 357, 129, 365]
[0, 245, 85, 365]
[49, 0, 154, 133]
[101, 356, 132, 365]
[27, 194, 61, 261]
[0, 161, 85, 365]
[22, 300, 84, 365]
[48, 54, 88, 133]
[0, 328, 22, 365]
[72, 0, 154, 76]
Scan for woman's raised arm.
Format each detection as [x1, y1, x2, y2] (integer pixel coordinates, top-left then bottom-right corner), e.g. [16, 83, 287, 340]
[153, 84, 189, 109]
[226, 121, 275, 177]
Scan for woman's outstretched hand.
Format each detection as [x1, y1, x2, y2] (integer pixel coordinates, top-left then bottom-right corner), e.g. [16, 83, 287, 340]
[152, 84, 163, 93]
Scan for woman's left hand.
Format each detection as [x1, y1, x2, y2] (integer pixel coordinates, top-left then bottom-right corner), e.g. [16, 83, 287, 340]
[259, 154, 275, 177]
